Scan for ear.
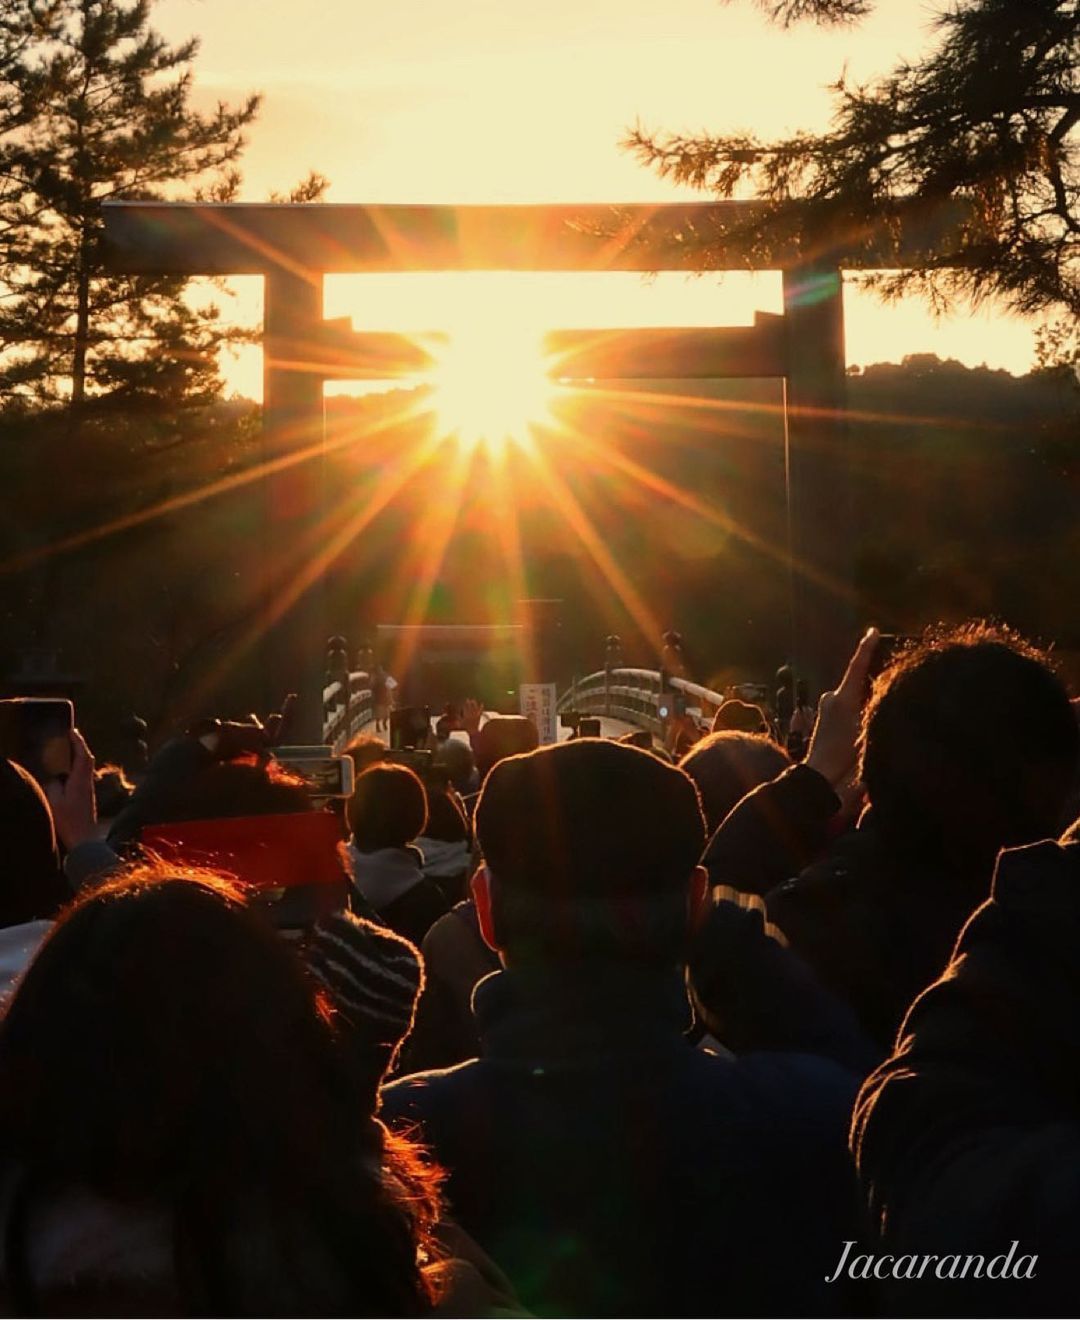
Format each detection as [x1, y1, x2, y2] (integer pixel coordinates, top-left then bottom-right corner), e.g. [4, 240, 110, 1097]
[471, 864, 501, 953]
[687, 864, 710, 933]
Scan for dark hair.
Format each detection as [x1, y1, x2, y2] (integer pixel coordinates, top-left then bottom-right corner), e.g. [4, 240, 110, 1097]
[433, 737, 475, 793]
[421, 787, 469, 844]
[475, 739, 706, 965]
[93, 763, 135, 818]
[133, 759, 312, 831]
[0, 758, 67, 928]
[347, 764, 429, 852]
[473, 716, 539, 781]
[344, 734, 389, 777]
[0, 862, 442, 1314]
[711, 699, 770, 736]
[680, 732, 791, 835]
[860, 621, 1079, 867]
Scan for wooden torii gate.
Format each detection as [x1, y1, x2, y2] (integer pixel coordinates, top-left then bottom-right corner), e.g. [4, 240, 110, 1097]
[103, 199, 954, 738]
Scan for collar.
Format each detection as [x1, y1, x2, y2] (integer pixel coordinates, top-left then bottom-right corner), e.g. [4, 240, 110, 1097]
[472, 961, 694, 1063]
[346, 844, 424, 911]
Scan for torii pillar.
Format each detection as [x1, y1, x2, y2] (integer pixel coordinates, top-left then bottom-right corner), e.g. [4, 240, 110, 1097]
[102, 199, 960, 728]
[783, 263, 851, 686]
[261, 266, 326, 736]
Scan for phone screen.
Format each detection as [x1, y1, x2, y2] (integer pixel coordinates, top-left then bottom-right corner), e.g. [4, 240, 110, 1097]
[0, 698, 74, 782]
[273, 754, 355, 798]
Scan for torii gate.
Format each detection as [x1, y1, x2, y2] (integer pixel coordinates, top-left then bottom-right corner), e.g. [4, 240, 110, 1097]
[103, 199, 955, 738]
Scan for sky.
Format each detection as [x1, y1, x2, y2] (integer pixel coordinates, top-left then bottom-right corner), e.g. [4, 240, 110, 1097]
[155, 0, 1043, 398]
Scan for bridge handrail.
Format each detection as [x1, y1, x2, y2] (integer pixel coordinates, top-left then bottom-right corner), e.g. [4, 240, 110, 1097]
[322, 668, 373, 751]
[670, 675, 726, 710]
[557, 667, 727, 736]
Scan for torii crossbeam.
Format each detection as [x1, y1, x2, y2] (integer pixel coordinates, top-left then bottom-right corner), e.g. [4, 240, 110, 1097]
[103, 199, 958, 735]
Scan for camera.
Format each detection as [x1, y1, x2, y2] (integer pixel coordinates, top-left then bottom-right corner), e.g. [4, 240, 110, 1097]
[390, 706, 432, 751]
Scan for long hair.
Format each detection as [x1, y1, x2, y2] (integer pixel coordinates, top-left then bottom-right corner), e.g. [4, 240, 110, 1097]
[0, 862, 442, 1315]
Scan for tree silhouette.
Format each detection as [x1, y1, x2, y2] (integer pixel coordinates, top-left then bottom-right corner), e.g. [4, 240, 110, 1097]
[0, 1, 266, 411]
[627, 1, 1079, 329]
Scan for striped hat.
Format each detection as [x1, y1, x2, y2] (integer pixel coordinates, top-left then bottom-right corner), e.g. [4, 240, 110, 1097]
[306, 909, 423, 1082]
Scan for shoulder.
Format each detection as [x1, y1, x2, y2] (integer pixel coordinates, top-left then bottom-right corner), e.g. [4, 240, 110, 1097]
[689, 1047, 859, 1135]
[381, 1059, 484, 1125]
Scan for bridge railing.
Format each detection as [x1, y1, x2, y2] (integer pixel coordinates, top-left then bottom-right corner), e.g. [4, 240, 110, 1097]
[322, 670, 373, 751]
[557, 668, 726, 736]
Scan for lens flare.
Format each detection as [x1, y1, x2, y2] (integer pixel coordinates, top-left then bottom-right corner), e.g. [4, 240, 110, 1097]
[426, 320, 555, 454]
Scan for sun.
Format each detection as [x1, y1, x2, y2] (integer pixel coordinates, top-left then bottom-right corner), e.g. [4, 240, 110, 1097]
[426, 319, 556, 453]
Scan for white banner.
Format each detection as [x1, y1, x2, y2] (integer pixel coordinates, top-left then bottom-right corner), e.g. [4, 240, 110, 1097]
[520, 682, 559, 745]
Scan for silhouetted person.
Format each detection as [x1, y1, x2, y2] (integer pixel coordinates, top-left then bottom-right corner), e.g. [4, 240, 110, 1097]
[346, 763, 448, 946]
[680, 731, 791, 836]
[853, 834, 1080, 1315]
[0, 864, 443, 1315]
[708, 623, 1079, 1048]
[385, 738, 861, 1317]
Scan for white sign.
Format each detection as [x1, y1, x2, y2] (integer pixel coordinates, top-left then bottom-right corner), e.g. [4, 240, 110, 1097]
[520, 682, 559, 745]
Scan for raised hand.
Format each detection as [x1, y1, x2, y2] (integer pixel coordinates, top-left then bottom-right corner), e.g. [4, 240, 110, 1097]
[462, 697, 484, 736]
[46, 729, 97, 850]
[805, 628, 880, 790]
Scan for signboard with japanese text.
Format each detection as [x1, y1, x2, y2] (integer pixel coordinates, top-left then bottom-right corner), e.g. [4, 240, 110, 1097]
[520, 682, 558, 744]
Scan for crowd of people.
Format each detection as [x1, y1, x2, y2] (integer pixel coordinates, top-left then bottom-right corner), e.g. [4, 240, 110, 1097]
[0, 619, 1078, 1316]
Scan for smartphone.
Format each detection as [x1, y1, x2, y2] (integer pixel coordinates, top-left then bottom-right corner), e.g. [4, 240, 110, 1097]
[559, 710, 581, 732]
[0, 698, 74, 783]
[273, 753, 355, 798]
[390, 706, 431, 751]
[578, 716, 602, 738]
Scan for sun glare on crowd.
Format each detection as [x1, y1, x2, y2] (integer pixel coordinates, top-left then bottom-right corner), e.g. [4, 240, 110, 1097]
[426, 319, 557, 454]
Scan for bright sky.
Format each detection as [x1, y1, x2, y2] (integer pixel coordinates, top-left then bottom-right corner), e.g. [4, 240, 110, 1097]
[157, 0, 1042, 398]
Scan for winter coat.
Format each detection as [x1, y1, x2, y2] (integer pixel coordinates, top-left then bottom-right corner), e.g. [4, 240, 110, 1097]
[706, 764, 991, 1048]
[852, 839, 1080, 1317]
[384, 960, 863, 1318]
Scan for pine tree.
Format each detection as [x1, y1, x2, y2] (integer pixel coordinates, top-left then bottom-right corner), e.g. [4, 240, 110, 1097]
[626, 0, 1079, 324]
[0, 0, 260, 410]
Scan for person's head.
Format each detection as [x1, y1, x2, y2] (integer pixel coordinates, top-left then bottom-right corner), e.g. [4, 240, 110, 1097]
[711, 698, 770, 735]
[860, 621, 1079, 869]
[434, 734, 476, 793]
[138, 758, 313, 828]
[347, 763, 428, 852]
[473, 715, 540, 782]
[0, 861, 440, 1313]
[795, 679, 810, 708]
[343, 733, 388, 777]
[473, 739, 708, 967]
[420, 784, 469, 845]
[0, 757, 67, 927]
[114, 759, 345, 928]
[680, 732, 792, 836]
